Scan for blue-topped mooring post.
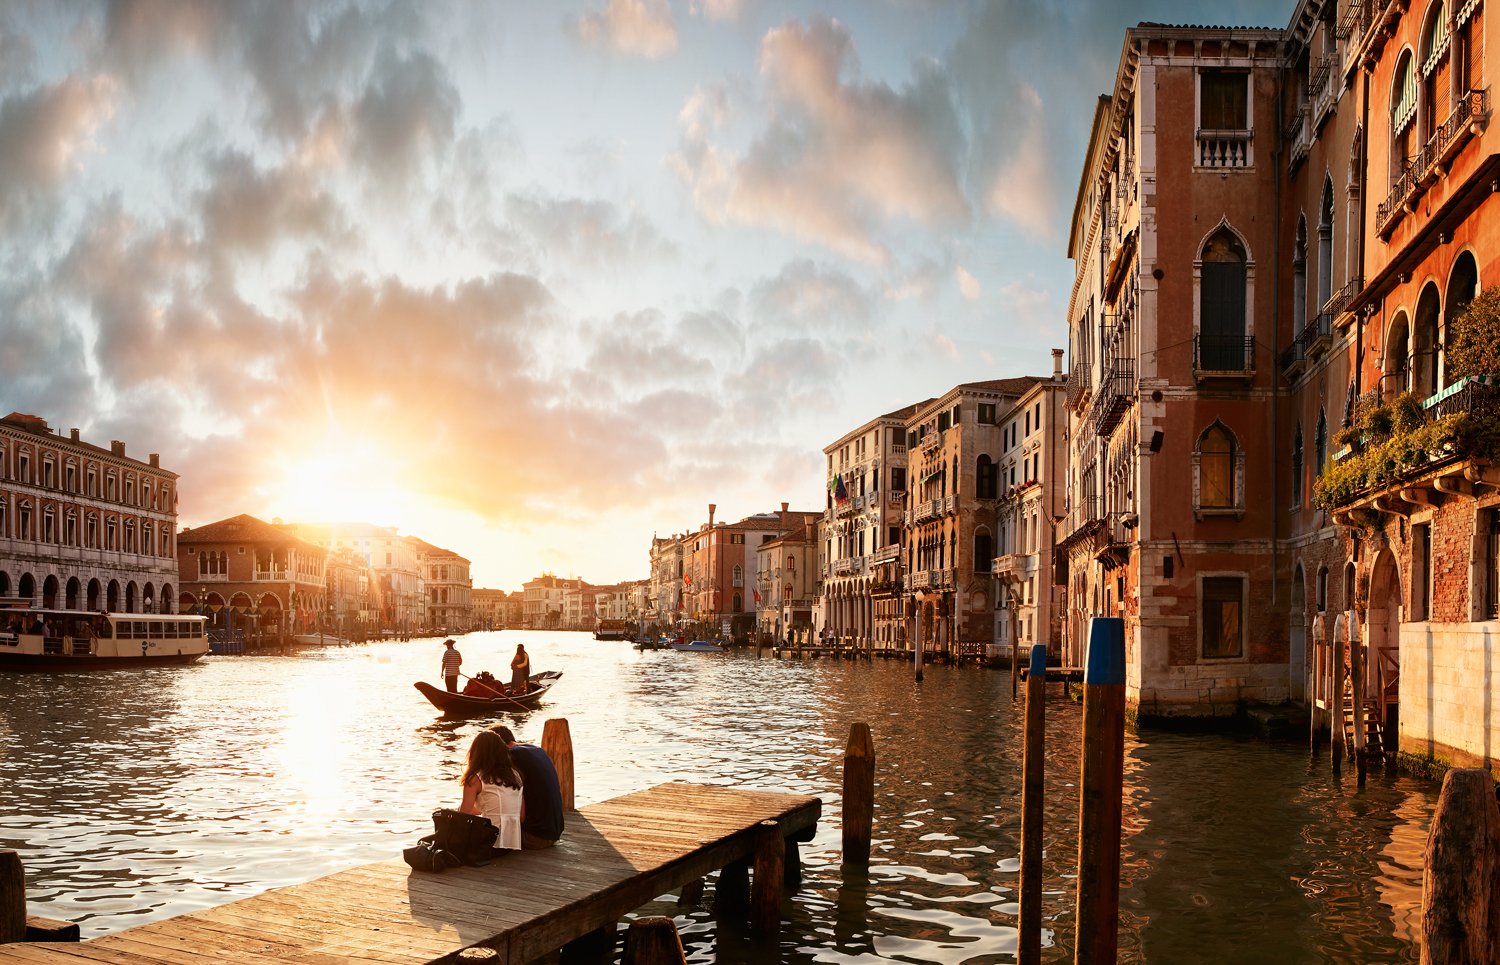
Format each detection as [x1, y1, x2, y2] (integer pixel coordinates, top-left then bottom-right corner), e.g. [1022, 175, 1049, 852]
[1019, 643, 1047, 965]
[1075, 617, 1125, 965]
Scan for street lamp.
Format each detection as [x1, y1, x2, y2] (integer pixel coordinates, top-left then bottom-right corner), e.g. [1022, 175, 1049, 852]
[143, 591, 153, 615]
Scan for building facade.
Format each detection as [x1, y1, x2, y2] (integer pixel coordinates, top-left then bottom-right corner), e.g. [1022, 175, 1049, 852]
[178, 514, 327, 638]
[289, 522, 422, 634]
[994, 354, 1069, 660]
[0, 413, 180, 614]
[822, 406, 919, 651]
[903, 379, 1038, 658]
[413, 539, 473, 633]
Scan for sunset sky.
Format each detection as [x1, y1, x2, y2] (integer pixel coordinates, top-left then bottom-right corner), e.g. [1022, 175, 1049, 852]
[3, 0, 1285, 590]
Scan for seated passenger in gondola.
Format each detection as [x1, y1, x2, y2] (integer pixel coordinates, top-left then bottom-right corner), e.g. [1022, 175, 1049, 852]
[462, 671, 501, 697]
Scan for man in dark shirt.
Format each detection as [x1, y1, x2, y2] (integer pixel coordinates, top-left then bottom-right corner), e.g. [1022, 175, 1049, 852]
[489, 724, 564, 848]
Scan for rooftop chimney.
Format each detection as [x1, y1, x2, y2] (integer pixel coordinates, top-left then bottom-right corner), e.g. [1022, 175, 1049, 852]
[780, 501, 789, 531]
[149, 453, 160, 468]
[111, 441, 125, 456]
[1052, 348, 1065, 381]
[70, 428, 79, 442]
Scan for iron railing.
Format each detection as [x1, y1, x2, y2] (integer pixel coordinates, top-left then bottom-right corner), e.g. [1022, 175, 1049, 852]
[1194, 335, 1255, 373]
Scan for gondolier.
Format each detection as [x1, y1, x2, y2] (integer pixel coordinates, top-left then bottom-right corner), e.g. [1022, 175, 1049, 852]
[441, 639, 462, 692]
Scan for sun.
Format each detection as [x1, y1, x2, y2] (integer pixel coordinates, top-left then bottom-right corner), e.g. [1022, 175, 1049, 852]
[263, 437, 420, 528]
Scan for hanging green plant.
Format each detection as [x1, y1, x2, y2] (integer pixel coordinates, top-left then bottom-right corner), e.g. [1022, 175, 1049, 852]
[1447, 286, 1500, 381]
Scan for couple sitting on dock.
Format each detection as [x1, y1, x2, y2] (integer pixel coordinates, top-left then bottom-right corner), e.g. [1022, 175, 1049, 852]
[456, 724, 565, 853]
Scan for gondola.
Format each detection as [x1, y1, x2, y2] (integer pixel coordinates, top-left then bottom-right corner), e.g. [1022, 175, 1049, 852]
[413, 671, 563, 715]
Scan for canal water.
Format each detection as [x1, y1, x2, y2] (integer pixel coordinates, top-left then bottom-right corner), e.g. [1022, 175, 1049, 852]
[0, 630, 1434, 962]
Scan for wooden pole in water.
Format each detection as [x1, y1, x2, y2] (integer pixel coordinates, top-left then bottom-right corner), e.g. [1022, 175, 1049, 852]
[1331, 630, 1345, 776]
[842, 722, 875, 865]
[622, 916, 689, 965]
[1309, 613, 1325, 754]
[0, 849, 25, 944]
[751, 819, 785, 936]
[1350, 628, 1367, 786]
[542, 718, 575, 811]
[914, 602, 925, 683]
[1074, 617, 1125, 965]
[1420, 768, 1500, 965]
[1019, 643, 1047, 965]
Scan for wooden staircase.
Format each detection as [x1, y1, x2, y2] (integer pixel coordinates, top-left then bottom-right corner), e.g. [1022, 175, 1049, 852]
[1340, 676, 1385, 752]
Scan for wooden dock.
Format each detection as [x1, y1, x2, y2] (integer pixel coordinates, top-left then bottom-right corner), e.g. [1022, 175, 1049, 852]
[3, 782, 821, 965]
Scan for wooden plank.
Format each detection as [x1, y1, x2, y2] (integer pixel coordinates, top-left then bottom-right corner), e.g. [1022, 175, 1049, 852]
[25, 783, 819, 965]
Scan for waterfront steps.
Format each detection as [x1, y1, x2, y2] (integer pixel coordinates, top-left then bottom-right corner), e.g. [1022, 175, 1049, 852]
[3, 782, 821, 964]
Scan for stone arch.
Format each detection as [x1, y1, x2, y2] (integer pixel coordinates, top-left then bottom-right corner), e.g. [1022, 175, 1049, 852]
[1444, 248, 1479, 387]
[65, 576, 80, 610]
[1367, 547, 1402, 700]
[1386, 309, 1412, 395]
[1414, 282, 1442, 396]
[125, 581, 138, 613]
[87, 578, 100, 610]
[18, 572, 35, 605]
[106, 579, 119, 611]
[42, 574, 59, 608]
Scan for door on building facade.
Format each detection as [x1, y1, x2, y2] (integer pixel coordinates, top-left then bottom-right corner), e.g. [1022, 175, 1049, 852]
[1290, 566, 1307, 703]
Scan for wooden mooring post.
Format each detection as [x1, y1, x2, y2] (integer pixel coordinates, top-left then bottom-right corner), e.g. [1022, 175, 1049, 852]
[1019, 644, 1047, 965]
[0, 849, 81, 945]
[1350, 632, 1367, 786]
[1075, 617, 1125, 965]
[843, 722, 875, 865]
[1421, 768, 1500, 965]
[542, 717, 575, 810]
[751, 819, 785, 936]
[623, 916, 688, 965]
[1331, 628, 1346, 775]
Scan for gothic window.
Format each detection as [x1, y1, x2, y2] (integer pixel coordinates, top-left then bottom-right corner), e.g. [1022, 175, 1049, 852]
[1199, 228, 1248, 369]
[1292, 424, 1305, 507]
[1315, 409, 1328, 471]
[974, 530, 993, 573]
[1198, 424, 1236, 509]
[976, 455, 998, 499]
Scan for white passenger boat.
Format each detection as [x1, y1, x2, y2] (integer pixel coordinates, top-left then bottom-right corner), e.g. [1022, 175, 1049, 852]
[0, 606, 210, 670]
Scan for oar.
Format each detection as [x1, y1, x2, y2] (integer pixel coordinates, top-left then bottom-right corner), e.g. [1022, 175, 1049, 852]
[458, 672, 530, 707]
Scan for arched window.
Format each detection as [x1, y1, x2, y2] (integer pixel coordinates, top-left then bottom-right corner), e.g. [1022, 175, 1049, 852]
[1200, 228, 1248, 369]
[1317, 178, 1334, 310]
[1197, 423, 1237, 510]
[1293, 216, 1308, 335]
[1456, 0, 1482, 95]
[976, 455, 997, 499]
[787, 555, 795, 570]
[1392, 50, 1418, 185]
[1292, 424, 1304, 507]
[1444, 250, 1479, 388]
[1387, 312, 1412, 394]
[1421, 2, 1451, 142]
[733, 593, 743, 614]
[1315, 409, 1328, 471]
[974, 530, 993, 573]
[732, 563, 743, 587]
[1415, 282, 1442, 397]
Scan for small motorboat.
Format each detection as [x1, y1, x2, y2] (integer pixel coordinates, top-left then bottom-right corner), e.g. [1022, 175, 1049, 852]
[413, 671, 563, 715]
[670, 640, 724, 653]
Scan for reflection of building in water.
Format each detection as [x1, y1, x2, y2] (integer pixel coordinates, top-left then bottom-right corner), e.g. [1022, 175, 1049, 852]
[0, 412, 180, 615]
[1375, 789, 1432, 948]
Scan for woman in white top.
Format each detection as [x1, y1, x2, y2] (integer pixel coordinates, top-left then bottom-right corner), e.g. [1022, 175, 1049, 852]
[458, 730, 525, 851]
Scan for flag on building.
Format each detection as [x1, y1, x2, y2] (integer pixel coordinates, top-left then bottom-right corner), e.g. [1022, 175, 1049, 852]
[753, 588, 761, 604]
[684, 574, 693, 586]
[833, 474, 849, 503]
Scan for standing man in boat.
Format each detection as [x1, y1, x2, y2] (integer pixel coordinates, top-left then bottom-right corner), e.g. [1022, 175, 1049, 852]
[508, 643, 531, 694]
[488, 724, 564, 849]
[441, 639, 463, 693]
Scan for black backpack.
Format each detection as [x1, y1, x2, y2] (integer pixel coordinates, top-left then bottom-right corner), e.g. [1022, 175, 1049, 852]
[402, 808, 498, 873]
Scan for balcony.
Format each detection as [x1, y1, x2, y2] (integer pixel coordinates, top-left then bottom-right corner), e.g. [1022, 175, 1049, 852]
[1325, 275, 1363, 328]
[1320, 377, 1499, 518]
[1193, 335, 1255, 381]
[1091, 356, 1135, 436]
[920, 432, 942, 453]
[1279, 337, 1307, 378]
[991, 553, 1035, 583]
[1286, 105, 1310, 171]
[1067, 357, 1092, 410]
[944, 494, 959, 515]
[907, 498, 942, 525]
[1195, 128, 1253, 169]
[1377, 89, 1491, 237]
[887, 490, 906, 507]
[871, 544, 899, 564]
[1092, 515, 1134, 568]
[1302, 311, 1334, 358]
[909, 570, 931, 591]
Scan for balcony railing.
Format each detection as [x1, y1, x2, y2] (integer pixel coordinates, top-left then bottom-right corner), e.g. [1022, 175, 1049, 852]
[944, 494, 959, 515]
[909, 571, 931, 590]
[871, 544, 899, 564]
[1308, 56, 1335, 100]
[1280, 336, 1307, 376]
[1067, 357, 1092, 409]
[1301, 312, 1334, 358]
[1196, 128, 1253, 169]
[1092, 356, 1135, 436]
[1377, 89, 1490, 236]
[1193, 335, 1255, 377]
[1323, 275, 1363, 321]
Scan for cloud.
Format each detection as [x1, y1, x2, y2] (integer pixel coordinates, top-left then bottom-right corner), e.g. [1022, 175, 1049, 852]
[673, 16, 968, 264]
[197, 149, 346, 255]
[506, 192, 672, 268]
[748, 259, 873, 332]
[956, 265, 981, 300]
[0, 16, 36, 89]
[690, 0, 745, 21]
[933, 333, 959, 359]
[982, 84, 1056, 236]
[0, 74, 118, 228]
[350, 45, 460, 184]
[573, 0, 678, 59]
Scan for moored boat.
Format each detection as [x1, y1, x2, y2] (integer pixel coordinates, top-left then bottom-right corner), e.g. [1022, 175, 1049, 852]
[0, 605, 210, 670]
[413, 670, 563, 715]
[594, 620, 631, 640]
[291, 632, 354, 647]
[670, 640, 724, 653]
